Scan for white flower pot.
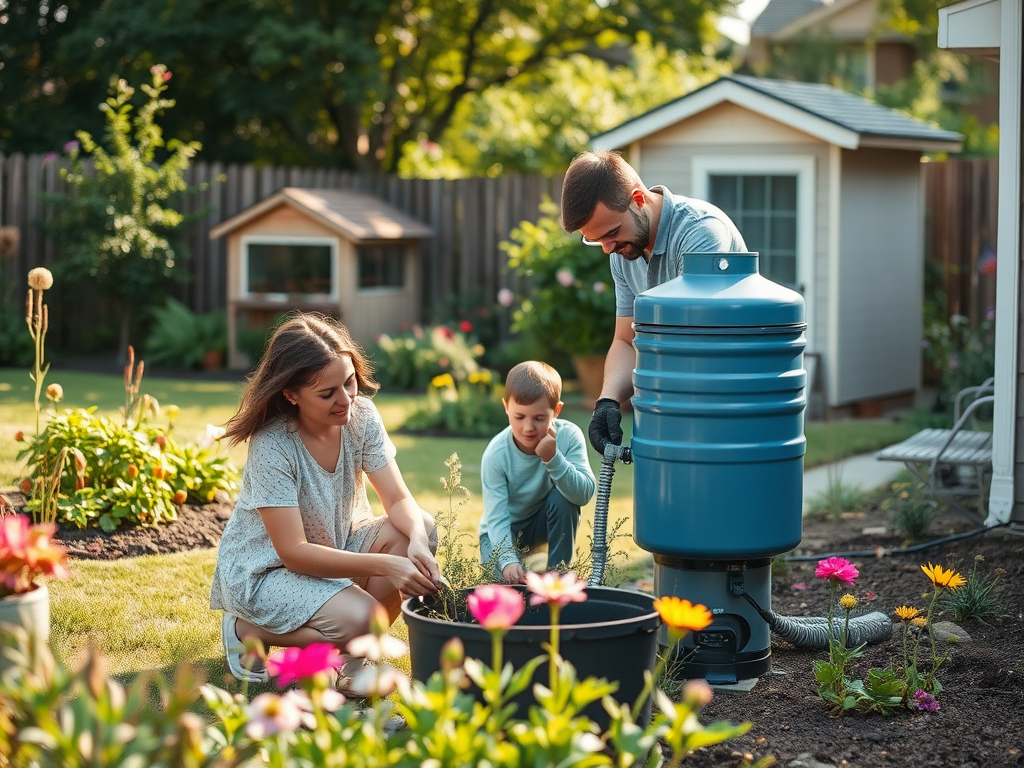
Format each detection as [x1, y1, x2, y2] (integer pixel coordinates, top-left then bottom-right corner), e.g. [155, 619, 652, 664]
[0, 582, 50, 675]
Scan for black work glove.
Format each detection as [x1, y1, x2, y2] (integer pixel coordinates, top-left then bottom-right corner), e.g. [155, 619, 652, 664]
[588, 398, 623, 454]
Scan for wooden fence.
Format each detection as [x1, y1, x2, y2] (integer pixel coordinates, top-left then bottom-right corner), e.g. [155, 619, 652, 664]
[922, 157, 999, 326]
[0, 152, 999, 352]
[0, 152, 564, 350]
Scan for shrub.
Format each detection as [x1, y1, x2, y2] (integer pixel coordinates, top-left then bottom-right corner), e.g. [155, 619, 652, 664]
[18, 407, 239, 531]
[144, 298, 227, 370]
[500, 198, 616, 359]
[369, 324, 484, 391]
[402, 371, 508, 436]
[922, 311, 994, 412]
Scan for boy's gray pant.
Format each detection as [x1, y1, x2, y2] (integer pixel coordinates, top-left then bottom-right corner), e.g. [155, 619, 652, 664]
[480, 486, 581, 578]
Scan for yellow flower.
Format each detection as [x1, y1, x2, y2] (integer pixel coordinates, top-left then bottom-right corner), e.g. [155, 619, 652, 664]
[166, 404, 180, 421]
[894, 606, 919, 621]
[921, 563, 966, 590]
[911, 617, 928, 628]
[839, 594, 857, 611]
[27, 267, 53, 291]
[431, 373, 455, 389]
[653, 596, 713, 633]
[468, 372, 482, 384]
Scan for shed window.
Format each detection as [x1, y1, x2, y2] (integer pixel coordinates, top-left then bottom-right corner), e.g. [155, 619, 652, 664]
[357, 244, 405, 289]
[245, 242, 333, 297]
[708, 174, 798, 288]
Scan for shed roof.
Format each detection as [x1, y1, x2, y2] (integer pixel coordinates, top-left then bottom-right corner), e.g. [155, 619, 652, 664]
[591, 75, 963, 152]
[750, 0, 828, 36]
[210, 188, 434, 242]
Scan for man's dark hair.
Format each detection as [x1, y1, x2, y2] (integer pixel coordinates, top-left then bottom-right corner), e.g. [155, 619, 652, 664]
[560, 150, 643, 233]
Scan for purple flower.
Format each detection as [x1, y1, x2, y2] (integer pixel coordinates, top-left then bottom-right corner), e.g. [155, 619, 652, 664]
[947, 352, 960, 370]
[986, 306, 996, 321]
[63, 140, 79, 153]
[42, 151, 58, 163]
[914, 690, 940, 712]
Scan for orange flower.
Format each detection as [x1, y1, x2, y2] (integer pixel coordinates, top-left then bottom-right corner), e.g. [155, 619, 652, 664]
[172, 490, 187, 505]
[911, 617, 928, 628]
[894, 606, 919, 621]
[921, 563, 966, 590]
[152, 466, 166, 480]
[126, 465, 139, 479]
[654, 596, 713, 633]
[14, 431, 24, 442]
[19, 479, 32, 494]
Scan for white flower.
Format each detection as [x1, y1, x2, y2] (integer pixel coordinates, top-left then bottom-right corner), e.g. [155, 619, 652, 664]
[347, 633, 408, 661]
[197, 423, 226, 448]
[497, 288, 515, 308]
[347, 662, 408, 698]
[27, 267, 53, 291]
[950, 314, 969, 327]
[245, 692, 304, 738]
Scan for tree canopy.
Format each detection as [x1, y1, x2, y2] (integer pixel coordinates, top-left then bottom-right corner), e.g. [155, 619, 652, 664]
[1, 0, 737, 173]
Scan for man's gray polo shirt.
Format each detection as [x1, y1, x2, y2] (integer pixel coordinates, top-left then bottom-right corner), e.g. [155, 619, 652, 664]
[611, 186, 747, 317]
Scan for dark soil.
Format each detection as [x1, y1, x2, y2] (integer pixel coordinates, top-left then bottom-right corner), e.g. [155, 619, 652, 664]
[1, 490, 1021, 767]
[683, 507, 1024, 768]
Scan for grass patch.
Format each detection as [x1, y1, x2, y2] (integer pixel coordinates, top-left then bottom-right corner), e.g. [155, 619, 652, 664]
[0, 367, 928, 683]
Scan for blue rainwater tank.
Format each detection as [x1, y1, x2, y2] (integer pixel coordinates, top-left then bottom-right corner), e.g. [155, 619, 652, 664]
[631, 253, 806, 559]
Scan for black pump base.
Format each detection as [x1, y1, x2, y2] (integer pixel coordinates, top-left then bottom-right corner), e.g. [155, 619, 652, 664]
[664, 644, 772, 685]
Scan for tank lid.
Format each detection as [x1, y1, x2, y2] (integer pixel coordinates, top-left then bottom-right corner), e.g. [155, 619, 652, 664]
[633, 253, 805, 328]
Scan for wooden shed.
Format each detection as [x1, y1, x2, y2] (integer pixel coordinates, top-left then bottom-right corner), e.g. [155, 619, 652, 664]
[210, 187, 433, 369]
[591, 75, 963, 410]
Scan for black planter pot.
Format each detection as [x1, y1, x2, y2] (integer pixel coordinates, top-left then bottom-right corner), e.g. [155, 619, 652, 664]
[401, 585, 660, 726]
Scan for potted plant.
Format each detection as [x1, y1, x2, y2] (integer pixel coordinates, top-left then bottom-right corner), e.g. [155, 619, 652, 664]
[144, 298, 227, 371]
[0, 514, 71, 675]
[500, 199, 616, 403]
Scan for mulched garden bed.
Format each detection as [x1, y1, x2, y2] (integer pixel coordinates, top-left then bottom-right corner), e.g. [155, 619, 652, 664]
[1, 489, 1021, 767]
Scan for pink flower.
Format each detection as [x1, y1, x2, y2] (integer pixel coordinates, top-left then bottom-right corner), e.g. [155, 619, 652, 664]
[815, 557, 859, 585]
[266, 643, 343, 687]
[593, 282, 607, 293]
[790, 582, 809, 591]
[467, 584, 525, 630]
[0, 514, 71, 596]
[497, 288, 515, 308]
[244, 691, 311, 737]
[525, 571, 588, 607]
[913, 690, 940, 712]
[63, 140, 79, 153]
[556, 269, 575, 287]
[459, 320, 473, 333]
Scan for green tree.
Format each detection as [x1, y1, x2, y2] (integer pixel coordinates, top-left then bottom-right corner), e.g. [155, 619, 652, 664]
[399, 34, 733, 177]
[38, 65, 207, 359]
[1, 0, 737, 172]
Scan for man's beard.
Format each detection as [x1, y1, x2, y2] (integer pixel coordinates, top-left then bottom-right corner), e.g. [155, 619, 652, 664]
[615, 206, 651, 261]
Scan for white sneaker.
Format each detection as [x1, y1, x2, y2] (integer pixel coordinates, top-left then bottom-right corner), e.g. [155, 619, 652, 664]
[221, 612, 268, 683]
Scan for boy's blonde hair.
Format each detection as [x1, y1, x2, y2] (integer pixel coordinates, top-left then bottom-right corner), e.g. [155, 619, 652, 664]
[503, 361, 562, 408]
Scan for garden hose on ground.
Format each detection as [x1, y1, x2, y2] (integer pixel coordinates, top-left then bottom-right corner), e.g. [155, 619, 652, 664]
[589, 443, 631, 587]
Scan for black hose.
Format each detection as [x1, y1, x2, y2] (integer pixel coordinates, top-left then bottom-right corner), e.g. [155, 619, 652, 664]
[589, 443, 631, 587]
[782, 522, 1004, 562]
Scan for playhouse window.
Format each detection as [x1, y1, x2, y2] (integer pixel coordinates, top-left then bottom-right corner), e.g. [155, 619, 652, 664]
[357, 244, 405, 289]
[708, 174, 798, 288]
[245, 241, 333, 298]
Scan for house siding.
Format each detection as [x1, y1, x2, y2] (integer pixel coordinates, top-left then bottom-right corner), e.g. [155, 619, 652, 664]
[1013, 72, 1024, 522]
[835, 148, 923, 404]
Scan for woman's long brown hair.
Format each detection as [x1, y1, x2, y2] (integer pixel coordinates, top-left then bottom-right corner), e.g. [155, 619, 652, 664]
[222, 313, 379, 446]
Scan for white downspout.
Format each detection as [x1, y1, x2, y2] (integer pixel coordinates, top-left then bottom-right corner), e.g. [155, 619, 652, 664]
[986, 0, 1022, 526]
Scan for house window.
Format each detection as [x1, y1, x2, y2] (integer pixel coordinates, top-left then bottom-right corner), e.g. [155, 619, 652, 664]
[357, 244, 405, 289]
[708, 174, 798, 288]
[244, 240, 334, 299]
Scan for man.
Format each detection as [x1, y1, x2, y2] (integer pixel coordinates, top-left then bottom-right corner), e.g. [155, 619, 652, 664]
[559, 150, 746, 454]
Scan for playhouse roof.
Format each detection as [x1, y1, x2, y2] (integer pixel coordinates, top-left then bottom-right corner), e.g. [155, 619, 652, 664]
[591, 75, 964, 153]
[210, 188, 434, 242]
[750, 0, 830, 36]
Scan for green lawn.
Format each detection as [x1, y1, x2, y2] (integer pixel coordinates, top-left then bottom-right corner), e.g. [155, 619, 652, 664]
[0, 366, 923, 683]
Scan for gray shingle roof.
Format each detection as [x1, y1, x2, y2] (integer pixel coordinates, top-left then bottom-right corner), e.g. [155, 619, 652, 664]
[728, 75, 964, 142]
[750, 0, 827, 36]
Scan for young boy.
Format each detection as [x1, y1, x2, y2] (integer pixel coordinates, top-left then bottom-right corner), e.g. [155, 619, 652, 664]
[479, 361, 596, 583]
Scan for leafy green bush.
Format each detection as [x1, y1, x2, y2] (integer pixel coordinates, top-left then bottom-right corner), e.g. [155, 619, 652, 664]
[369, 324, 485, 391]
[883, 481, 938, 540]
[18, 406, 239, 531]
[501, 199, 616, 359]
[402, 371, 507, 436]
[144, 298, 227, 370]
[922, 311, 994, 412]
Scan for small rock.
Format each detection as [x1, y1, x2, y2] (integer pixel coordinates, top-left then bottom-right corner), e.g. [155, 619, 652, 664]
[932, 621, 972, 643]
[862, 526, 888, 535]
[864, 731, 883, 742]
[787, 754, 838, 768]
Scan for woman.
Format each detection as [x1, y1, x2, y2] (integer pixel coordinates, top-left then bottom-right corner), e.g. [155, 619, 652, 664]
[210, 314, 440, 686]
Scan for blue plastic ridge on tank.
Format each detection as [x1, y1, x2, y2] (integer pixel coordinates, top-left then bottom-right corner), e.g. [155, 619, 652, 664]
[631, 252, 807, 560]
